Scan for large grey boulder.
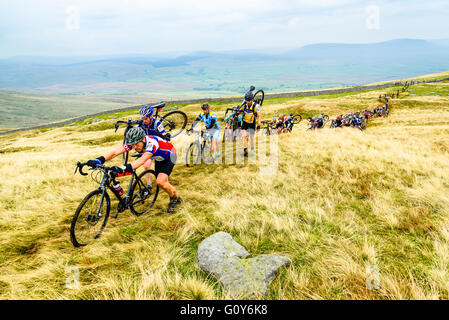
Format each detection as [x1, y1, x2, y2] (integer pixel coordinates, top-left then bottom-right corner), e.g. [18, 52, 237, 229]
[196, 232, 291, 298]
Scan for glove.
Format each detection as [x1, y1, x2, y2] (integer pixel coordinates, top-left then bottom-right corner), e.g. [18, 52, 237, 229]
[110, 166, 124, 176]
[164, 133, 171, 141]
[86, 156, 105, 168]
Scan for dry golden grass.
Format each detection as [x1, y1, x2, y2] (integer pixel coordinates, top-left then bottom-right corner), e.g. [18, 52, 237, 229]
[0, 80, 449, 300]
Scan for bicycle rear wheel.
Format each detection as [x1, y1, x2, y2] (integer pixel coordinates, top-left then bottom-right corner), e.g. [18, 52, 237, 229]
[186, 142, 201, 167]
[160, 111, 187, 138]
[129, 170, 159, 216]
[70, 189, 110, 247]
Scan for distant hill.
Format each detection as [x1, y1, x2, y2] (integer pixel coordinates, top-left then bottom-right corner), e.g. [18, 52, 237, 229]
[1, 39, 449, 97]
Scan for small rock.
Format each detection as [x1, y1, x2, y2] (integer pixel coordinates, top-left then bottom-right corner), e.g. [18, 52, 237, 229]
[197, 232, 291, 298]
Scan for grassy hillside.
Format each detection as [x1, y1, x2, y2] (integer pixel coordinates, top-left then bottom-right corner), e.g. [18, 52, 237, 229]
[0, 90, 159, 129]
[0, 80, 449, 299]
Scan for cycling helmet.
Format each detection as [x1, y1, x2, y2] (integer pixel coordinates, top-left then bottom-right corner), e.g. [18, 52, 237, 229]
[289, 113, 293, 116]
[244, 91, 254, 101]
[125, 126, 146, 145]
[139, 105, 153, 118]
[201, 103, 210, 110]
[279, 114, 283, 118]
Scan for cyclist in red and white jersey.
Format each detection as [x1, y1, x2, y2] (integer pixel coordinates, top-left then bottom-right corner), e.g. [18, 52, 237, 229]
[86, 127, 182, 213]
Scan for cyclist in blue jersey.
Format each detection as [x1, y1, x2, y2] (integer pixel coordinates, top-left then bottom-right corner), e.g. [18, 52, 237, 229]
[137, 104, 171, 140]
[135, 104, 172, 188]
[188, 103, 221, 159]
[86, 127, 181, 213]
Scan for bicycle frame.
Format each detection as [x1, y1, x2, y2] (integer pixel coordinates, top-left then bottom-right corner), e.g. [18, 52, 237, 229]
[90, 165, 146, 219]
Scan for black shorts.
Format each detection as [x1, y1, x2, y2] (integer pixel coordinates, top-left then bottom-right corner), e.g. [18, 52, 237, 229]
[155, 154, 177, 177]
[276, 122, 284, 129]
[242, 121, 256, 131]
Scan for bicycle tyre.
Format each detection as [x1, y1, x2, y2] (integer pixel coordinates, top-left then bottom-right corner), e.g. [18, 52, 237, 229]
[202, 140, 213, 164]
[292, 114, 302, 124]
[129, 170, 159, 216]
[253, 89, 265, 106]
[160, 111, 187, 138]
[70, 189, 110, 247]
[186, 142, 201, 167]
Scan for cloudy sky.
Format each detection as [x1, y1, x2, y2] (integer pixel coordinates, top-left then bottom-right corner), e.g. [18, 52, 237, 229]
[0, 0, 448, 58]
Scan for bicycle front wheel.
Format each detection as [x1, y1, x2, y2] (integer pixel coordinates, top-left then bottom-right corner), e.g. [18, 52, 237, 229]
[292, 114, 302, 124]
[70, 189, 110, 247]
[202, 140, 214, 164]
[160, 111, 187, 138]
[129, 170, 159, 216]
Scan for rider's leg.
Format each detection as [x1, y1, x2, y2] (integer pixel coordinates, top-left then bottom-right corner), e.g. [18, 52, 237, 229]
[242, 130, 248, 149]
[144, 158, 153, 186]
[249, 129, 255, 150]
[156, 173, 178, 198]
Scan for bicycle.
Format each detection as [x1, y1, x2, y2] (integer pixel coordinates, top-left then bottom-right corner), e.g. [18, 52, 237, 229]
[185, 130, 216, 167]
[70, 158, 159, 247]
[115, 101, 187, 164]
[222, 107, 243, 142]
[307, 114, 329, 130]
[284, 114, 301, 132]
[261, 120, 277, 135]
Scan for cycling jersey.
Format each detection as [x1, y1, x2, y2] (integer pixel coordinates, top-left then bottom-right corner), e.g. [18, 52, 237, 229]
[136, 118, 166, 137]
[237, 101, 260, 124]
[124, 135, 176, 162]
[191, 111, 221, 130]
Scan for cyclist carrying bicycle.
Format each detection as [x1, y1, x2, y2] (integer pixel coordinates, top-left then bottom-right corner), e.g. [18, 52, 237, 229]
[188, 103, 221, 159]
[284, 113, 294, 132]
[137, 103, 172, 141]
[235, 88, 262, 157]
[276, 114, 286, 134]
[86, 126, 182, 213]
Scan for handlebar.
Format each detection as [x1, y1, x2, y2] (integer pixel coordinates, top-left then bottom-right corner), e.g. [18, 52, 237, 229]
[114, 118, 139, 132]
[74, 162, 125, 179]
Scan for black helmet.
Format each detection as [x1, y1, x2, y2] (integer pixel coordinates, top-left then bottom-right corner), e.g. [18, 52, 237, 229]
[201, 103, 210, 110]
[244, 91, 254, 101]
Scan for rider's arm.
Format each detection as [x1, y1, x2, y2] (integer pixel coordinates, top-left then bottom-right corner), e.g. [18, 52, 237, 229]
[130, 152, 152, 170]
[190, 115, 201, 130]
[103, 145, 127, 161]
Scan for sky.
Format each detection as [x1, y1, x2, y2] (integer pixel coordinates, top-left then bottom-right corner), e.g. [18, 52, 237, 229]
[0, 0, 448, 58]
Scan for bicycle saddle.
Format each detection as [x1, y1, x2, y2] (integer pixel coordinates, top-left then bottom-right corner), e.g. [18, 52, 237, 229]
[152, 101, 166, 109]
